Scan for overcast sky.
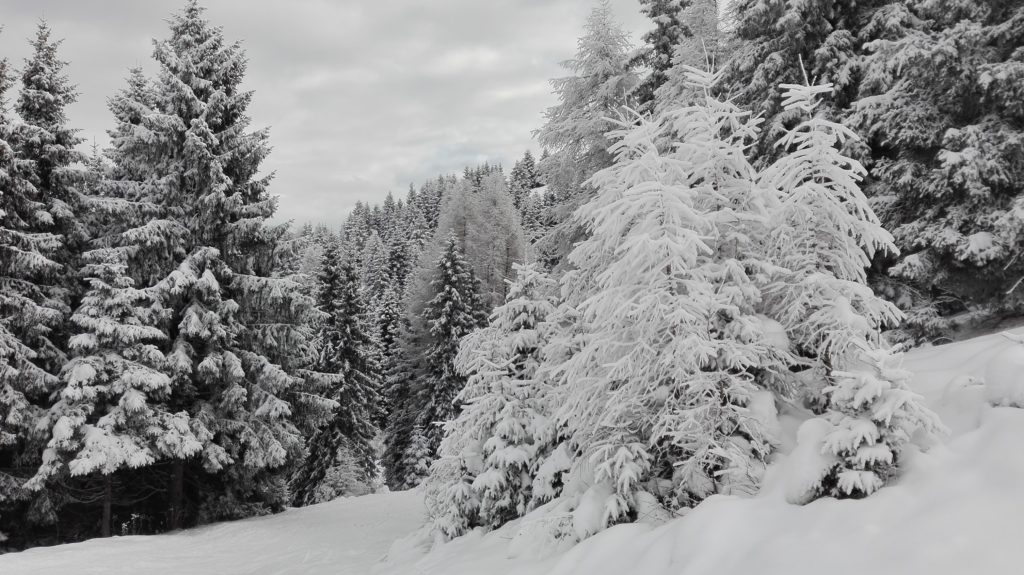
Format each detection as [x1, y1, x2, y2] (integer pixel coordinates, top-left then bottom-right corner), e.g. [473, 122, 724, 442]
[0, 0, 647, 227]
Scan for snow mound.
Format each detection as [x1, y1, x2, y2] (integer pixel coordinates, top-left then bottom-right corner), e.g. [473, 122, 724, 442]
[982, 336, 1024, 407]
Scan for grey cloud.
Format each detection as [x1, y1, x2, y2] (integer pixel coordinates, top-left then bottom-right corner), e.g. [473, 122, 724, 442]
[0, 0, 648, 226]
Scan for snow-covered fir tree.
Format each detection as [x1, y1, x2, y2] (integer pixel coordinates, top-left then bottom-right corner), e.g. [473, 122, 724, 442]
[536, 1, 638, 268]
[550, 66, 790, 528]
[310, 445, 371, 504]
[29, 252, 203, 537]
[724, 0, 884, 158]
[342, 202, 373, 267]
[417, 233, 487, 451]
[426, 263, 557, 538]
[509, 150, 539, 214]
[16, 22, 88, 363]
[0, 48, 65, 544]
[633, 0, 692, 107]
[90, 1, 327, 528]
[760, 80, 942, 499]
[401, 424, 433, 489]
[849, 0, 1024, 328]
[374, 283, 405, 422]
[654, 0, 727, 110]
[382, 327, 427, 490]
[360, 231, 390, 306]
[384, 221, 415, 295]
[291, 242, 380, 506]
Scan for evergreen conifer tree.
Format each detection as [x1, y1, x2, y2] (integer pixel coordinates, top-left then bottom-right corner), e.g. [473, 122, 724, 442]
[291, 243, 380, 506]
[551, 66, 788, 526]
[426, 263, 557, 538]
[16, 22, 88, 360]
[633, 0, 692, 107]
[401, 424, 432, 488]
[536, 1, 638, 268]
[418, 234, 487, 451]
[848, 0, 1024, 323]
[723, 0, 884, 158]
[761, 81, 942, 499]
[0, 47, 64, 543]
[382, 328, 427, 490]
[89, 1, 327, 528]
[509, 150, 539, 214]
[29, 253, 203, 537]
[360, 231, 390, 306]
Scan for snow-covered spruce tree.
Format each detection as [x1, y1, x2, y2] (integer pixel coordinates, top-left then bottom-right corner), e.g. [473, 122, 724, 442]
[291, 243, 380, 506]
[760, 81, 942, 499]
[374, 282, 405, 424]
[417, 233, 487, 452]
[426, 263, 557, 538]
[16, 22, 89, 364]
[723, 0, 885, 159]
[404, 171, 524, 318]
[0, 50, 65, 544]
[381, 192, 399, 234]
[417, 176, 451, 232]
[311, 444, 370, 503]
[464, 173, 527, 309]
[654, 0, 729, 111]
[384, 220, 414, 295]
[29, 252, 203, 537]
[509, 150, 539, 214]
[551, 66, 789, 528]
[19, 65, 192, 541]
[536, 0, 638, 269]
[633, 0, 692, 108]
[382, 327, 428, 489]
[423, 327, 498, 538]
[401, 424, 433, 489]
[520, 193, 545, 245]
[848, 0, 1024, 324]
[99, 1, 325, 528]
[360, 230, 389, 306]
[342, 202, 373, 267]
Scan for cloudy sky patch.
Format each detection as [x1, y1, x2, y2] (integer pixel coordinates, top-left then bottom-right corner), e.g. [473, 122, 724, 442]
[0, 0, 647, 226]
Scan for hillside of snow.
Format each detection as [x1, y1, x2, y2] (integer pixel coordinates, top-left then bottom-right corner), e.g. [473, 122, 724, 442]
[4, 328, 1023, 575]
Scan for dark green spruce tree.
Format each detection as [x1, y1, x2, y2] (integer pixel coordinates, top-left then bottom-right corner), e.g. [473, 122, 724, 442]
[848, 0, 1024, 331]
[46, 2, 331, 530]
[291, 242, 380, 506]
[633, 0, 692, 108]
[0, 44, 65, 548]
[417, 233, 487, 451]
[16, 21, 88, 367]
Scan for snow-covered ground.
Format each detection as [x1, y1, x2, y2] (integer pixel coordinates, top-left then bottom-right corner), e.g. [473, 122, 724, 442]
[0, 490, 425, 575]
[376, 328, 1024, 575]
[4, 328, 1024, 575]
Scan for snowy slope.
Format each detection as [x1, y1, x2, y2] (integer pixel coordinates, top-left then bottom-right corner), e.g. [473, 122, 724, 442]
[376, 328, 1024, 575]
[0, 490, 425, 575]
[4, 329, 1024, 575]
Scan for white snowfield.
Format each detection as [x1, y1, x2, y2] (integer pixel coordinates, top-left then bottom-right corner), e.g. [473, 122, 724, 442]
[0, 490, 425, 575]
[5, 328, 1024, 575]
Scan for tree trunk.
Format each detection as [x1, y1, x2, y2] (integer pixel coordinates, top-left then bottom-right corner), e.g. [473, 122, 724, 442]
[101, 475, 112, 538]
[169, 460, 184, 530]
